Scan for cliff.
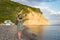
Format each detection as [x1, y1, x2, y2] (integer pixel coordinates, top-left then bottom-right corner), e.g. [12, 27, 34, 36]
[0, 0, 50, 25]
[23, 8, 50, 25]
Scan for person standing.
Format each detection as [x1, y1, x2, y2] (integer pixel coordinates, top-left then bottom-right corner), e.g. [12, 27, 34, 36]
[17, 13, 24, 40]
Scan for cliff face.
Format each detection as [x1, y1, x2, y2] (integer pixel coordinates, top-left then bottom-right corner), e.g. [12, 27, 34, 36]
[23, 8, 50, 25]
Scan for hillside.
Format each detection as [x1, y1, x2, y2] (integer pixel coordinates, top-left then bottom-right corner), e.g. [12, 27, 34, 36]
[0, 0, 42, 23]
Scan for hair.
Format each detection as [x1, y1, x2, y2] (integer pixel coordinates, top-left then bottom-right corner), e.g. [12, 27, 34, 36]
[18, 14, 22, 17]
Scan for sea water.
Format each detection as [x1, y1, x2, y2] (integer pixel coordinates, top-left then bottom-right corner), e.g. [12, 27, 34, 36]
[22, 25, 60, 40]
[43, 24, 60, 40]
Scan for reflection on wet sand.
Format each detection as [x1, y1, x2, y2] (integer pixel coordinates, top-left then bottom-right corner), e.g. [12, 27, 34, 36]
[22, 25, 45, 40]
[25, 25, 45, 35]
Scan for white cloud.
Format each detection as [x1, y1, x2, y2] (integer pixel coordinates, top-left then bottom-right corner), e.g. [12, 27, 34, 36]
[12, 0, 29, 4]
[12, 0, 28, 2]
[21, 0, 28, 2]
[57, 12, 60, 14]
[33, 5, 60, 15]
[51, 20, 60, 24]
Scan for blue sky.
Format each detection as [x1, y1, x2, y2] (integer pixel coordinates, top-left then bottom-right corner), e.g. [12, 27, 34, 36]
[12, 0, 60, 24]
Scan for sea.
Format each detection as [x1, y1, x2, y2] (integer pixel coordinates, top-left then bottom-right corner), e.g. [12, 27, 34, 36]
[23, 24, 60, 40]
[43, 24, 60, 40]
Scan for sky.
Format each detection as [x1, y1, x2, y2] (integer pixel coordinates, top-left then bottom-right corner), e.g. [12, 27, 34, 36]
[12, 0, 60, 24]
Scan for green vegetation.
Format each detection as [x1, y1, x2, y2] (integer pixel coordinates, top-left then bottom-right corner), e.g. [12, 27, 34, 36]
[0, 0, 42, 23]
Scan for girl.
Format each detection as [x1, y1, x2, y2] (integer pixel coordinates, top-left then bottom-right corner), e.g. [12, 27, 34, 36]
[17, 13, 24, 40]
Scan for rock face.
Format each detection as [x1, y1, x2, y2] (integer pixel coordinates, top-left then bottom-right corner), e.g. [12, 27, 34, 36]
[23, 8, 50, 25]
[0, 25, 18, 40]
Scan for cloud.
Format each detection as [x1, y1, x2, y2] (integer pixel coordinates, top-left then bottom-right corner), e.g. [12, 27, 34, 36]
[51, 20, 60, 24]
[12, 0, 29, 4]
[27, 0, 58, 2]
[12, 0, 28, 2]
[22, 0, 27, 1]
[57, 12, 60, 14]
[45, 8, 60, 14]
[34, 5, 60, 14]
[12, 0, 58, 6]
